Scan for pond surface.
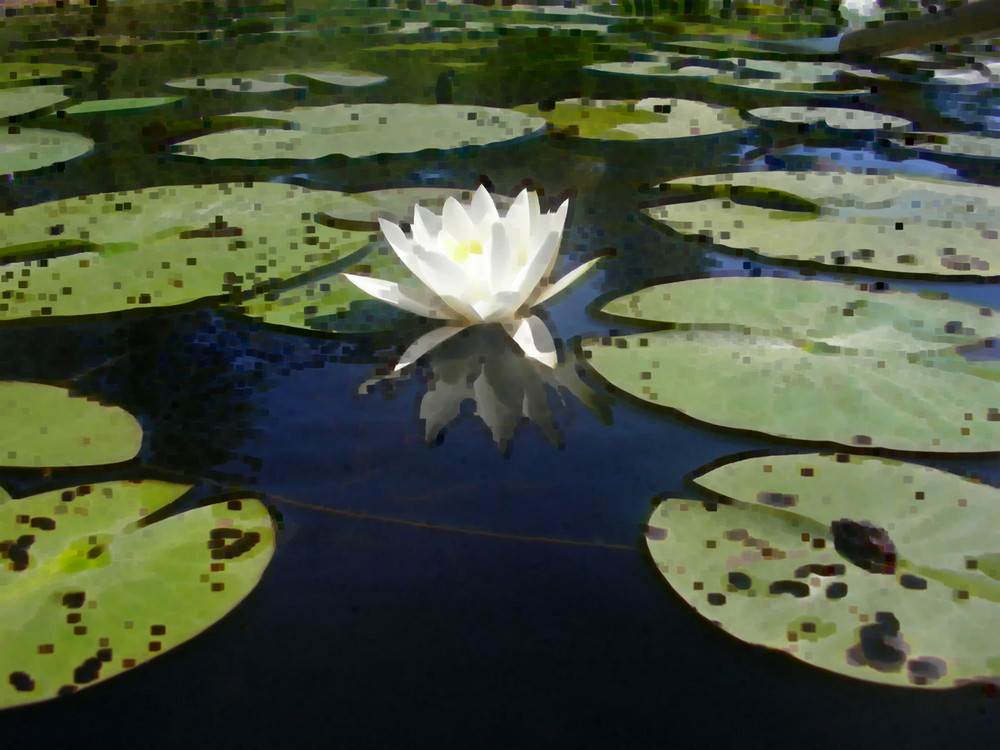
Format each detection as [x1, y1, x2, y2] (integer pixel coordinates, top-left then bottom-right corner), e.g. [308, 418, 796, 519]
[4, 2, 1000, 746]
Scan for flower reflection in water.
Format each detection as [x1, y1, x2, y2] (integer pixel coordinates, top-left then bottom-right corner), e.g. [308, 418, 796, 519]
[362, 324, 611, 454]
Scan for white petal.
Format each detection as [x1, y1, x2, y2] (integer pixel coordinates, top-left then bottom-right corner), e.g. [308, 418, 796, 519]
[510, 230, 563, 303]
[411, 204, 442, 248]
[487, 221, 514, 294]
[378, 218, 451, 300]
[503, 189, 532, 264]
[502, 315, 557, 368]
[529, 256, 602, 306]
[467, 184, 500, 225]
[472, 291, 523, 323]
[442, 195, 475, 242]
[340, 273, 453, 319]
[394, 325, 468, 371]
[414, 235, 480, 318]
[377, 218, 413, 258]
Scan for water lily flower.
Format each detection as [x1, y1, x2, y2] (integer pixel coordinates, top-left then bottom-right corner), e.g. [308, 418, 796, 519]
[342, 186, 599, 371]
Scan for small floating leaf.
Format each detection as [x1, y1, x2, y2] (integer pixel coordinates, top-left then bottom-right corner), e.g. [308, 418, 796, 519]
[645, 452, 1000, 688]
[0, 86, 71, 121]
[0, 480, 274, 709]
[0, 382, 141, 468]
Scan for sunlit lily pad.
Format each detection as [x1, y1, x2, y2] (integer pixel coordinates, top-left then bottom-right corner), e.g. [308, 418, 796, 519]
[59, 97, 183, 117]
[0, 86, 71, 121]
[0, 382, 141, 467]
[878, 132, 1000, 168]
[585, 276, 1000, 452]
[164, 75, 301, 93]
[0, 128, 93, 174]
[646, 452, 1000, 688]
[171, 104, 546, 162]
[0, 480, 274, 709]
[645, 171, 1000, 277]
[0, 64, 90, 90]
[514, 98, 747, 141]
[0, 183, 374, 321]
[746, 106, 911, 133]
[282, 70, 388, 89]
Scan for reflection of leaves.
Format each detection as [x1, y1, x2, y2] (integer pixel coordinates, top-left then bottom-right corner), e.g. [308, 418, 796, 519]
[585, 276, 1000, 452]
[645, 452, 1000, 688]
[0, 382, 140, 468]
[0, 480, 274, 709]
[364, 324, 610, 454]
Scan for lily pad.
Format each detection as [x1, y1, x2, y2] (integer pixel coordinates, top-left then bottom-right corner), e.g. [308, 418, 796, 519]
[514, 98, 747, 141]
[585, 276, 1000, 453]
[0, 183, 374, 321]
[282, 70, 388, 89]
[171, 104, 546, 163]
[878, 132, 1000, 168]
[0, 480, 274, 709]
[746, 106, 911, 133]
[164, 75, 301, 94]
[646, 452, 1000, 688]
[59, 97, 183, 117]
[0, 382, 141, 468]
[0, 127, 93, 174]
[0, 64, 90, 90]
[0, 86, 71, 122]
[645, 170, 1000, 278]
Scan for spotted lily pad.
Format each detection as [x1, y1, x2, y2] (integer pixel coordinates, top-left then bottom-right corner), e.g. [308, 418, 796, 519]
[746, 106, 911, 133]
[878, 132, 1000, 168]
[164, 75, 301, 94]
[645, 171, 1000, 277]
[646, 452, 1000, 688]
[0, 86, 71, 121]
[0, 480, 274, 709]
[0, 382, 141, 468]
[171, 104, 546, 162]
[0, 128, 93, 174]
[59, 97, 183, 117]
[585, 276, 1000, 452]
[514, 98, 747, 141]
[0, 183, 374, 321]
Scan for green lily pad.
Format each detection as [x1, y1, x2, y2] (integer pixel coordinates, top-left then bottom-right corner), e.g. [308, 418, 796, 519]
[0, 86, 71, 122]
[0, 480, 274, 709]
[0, 183, 374, 321]
[645, 171, 1000, 278]
[746, 106, 911, 133]
[514, 98, 747, 141]
[646, 452, 1000, 688]
[0, 382, 141, 468]
[164, 75, 302, 94]
[0, 64, 90, 90]
[171, 104, 546, 163]
[585, 276, 1000, 452]
[59, 97, 183, 117]
[281, 70, 388, 89]
[583, 60, 725, 82]
[0, 128, 93, 174]
[879, 132, 1000, 167]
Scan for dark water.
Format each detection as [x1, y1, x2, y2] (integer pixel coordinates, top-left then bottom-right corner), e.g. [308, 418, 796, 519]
[4, 9, 1000, 747]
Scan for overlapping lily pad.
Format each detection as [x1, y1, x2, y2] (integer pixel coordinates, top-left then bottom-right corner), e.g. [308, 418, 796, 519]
[0, 127, 93, 174]
[515, 98, 747, 141]
[0, 86, 71, 121]
[0, 480, 274, 709]
[0, 382, 141, 468]
[877, 132, 1000, 169]
[0, 183, 374, 321]
[0, 64, 90, 90]
[585, 276, 1000, 452]
[171, 104, 546, 163]
[645, 171, 1000, 277]
[746, 106, 911, 134]
[59, 97, 183, 117]
[646, 452, 1000, 688]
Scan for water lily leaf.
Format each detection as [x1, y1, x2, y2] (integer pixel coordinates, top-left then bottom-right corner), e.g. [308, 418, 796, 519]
[0, 86, 71, 121]
[0, 183, 374, 321]
[645, 171, 1000, 277]
[0, 480, 274, 709]
[59, 97, 183, 117]
[878, 132, 1000, 168]
[164, 75, 302, 93]
[746, 106, 911, 133]
[515, 98, 747, 141]
[170, 104, 546, 162]
[585, 276, 1000, 452]
[0, 128, 93, 175]
[0, 64, 90, 90]
[646, 452, 1000, 688]
[0, 382, 141, 467]
[583, 59, 728, 82]
[281, 70, 388, 89]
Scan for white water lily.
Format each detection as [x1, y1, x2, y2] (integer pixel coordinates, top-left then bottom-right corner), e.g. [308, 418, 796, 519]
[342, 185, 599, 371]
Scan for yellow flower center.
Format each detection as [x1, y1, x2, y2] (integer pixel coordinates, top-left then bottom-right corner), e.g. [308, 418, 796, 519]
[443, 237, 483, 263]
